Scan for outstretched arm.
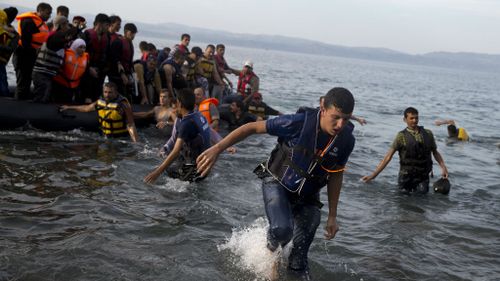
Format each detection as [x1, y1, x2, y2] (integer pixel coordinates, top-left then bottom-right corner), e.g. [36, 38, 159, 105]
[209, 128, 236, 154]
[133, 108, 155, 119]
[144, 138, 184, 184]
[361, 148, 396, 182]
[434, 119, 455, 126]
[351, 115, 367, 126]
[197, 121, 267, 177]
[60, 102, 96, 113]
[432, 149, 448, 179]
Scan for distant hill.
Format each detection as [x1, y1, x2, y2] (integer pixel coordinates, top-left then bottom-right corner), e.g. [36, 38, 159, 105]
[3, 4, 499, 73]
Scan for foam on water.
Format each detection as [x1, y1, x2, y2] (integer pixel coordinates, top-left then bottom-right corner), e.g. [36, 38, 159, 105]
[218, 217, 281, 280]
[155, 177, 190, 193]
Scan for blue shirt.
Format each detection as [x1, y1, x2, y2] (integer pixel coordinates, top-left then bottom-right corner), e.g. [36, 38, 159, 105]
[162, 112, 211, 156]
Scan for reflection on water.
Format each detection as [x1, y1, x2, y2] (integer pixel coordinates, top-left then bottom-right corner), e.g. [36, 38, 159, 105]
[1, 46, 500, 280]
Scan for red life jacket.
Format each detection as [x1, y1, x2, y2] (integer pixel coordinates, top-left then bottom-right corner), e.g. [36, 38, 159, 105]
[237, 72, 257, 98]
[53, 49, 89, 88]
[85, 28, 109, 65]
[120, 37, 134, 73]
[198, 98, 219, 124]
[16, 12, 49, 49]
[109, 32, 121, 43]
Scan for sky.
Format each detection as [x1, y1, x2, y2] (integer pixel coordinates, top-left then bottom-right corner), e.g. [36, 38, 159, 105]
[6, 0, 500, 55]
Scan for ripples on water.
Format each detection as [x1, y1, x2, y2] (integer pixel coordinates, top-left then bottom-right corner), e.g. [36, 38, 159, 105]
[1, 43, 500, 280]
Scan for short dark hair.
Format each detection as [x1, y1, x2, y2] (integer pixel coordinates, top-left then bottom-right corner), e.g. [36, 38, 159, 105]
[103, 81, 117, 91]
[447, 124, 458, 138]
[37, 3, 52, 13]
[94, 13, 109, 25]
[177, 88, 195, 111]
[56, 5, 69, 16]
[181, 33, 190, 40]
[109, 15, 121, 24]
[124, 23, 137, 33]
[404, 107, 419, 118]
[216, 44, 225, 50]
[139, 41, 148, 51]
[323, 87, 354, 114]
[206, 44, 215, 51]
[234, 100, 244, 110]
[147, 43, 157, 51]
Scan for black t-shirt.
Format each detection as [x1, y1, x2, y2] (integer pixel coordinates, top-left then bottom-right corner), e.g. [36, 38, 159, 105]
[220, 111, 257, 130]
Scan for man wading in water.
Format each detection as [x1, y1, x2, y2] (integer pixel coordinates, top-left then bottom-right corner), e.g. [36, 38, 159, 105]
[362, 107, 448, 194]
[197, 88, 356, 280]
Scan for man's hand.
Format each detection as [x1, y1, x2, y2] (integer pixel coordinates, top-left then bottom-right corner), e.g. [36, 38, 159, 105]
[196, 145, 222, 177]
[361, 174, 375, 183]
[324, 216, 339, 240]
[156, 121, 169, 129]
[441, 167, 449, 179]
[144, 169, 161, 184]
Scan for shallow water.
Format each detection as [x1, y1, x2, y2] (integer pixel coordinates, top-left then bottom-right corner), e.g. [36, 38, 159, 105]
[1, 43, 500, 280]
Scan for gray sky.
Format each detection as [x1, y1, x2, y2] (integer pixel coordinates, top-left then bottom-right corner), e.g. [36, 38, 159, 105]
[7, 0, 500, 54]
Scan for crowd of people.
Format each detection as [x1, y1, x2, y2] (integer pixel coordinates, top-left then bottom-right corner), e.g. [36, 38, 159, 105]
[1, 2, 286, 141]
[0, 3, 471, 280]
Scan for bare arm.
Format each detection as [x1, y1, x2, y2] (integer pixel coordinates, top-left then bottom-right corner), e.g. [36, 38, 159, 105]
[60, 102, 96, 113]
[212, 61, 224, 85]
[361, 148, 397, 182]
[325, 171, 344, 240]
[163, 64, 175, 99]
[123, 103, 139, 143]
[351, 115, 367, 126]
[134, 63, 148, 104]
[133, 108, 155, 119]
[432, 149, 448, 179]
[209, 127, 236, 154]
[434, 119, 455, 126]
[196, 121, 267, 177]
[144, 138, 183, 184]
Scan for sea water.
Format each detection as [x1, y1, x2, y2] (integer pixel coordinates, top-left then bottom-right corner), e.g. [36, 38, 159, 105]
[1, 38, 499, 280]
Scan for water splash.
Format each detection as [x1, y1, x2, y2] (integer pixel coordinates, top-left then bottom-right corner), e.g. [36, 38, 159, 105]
[218, 217, 281, 280]
[156, 177, 190, 193]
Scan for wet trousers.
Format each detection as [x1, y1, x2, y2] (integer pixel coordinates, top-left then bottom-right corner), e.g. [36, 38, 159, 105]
[398, 170, 430, 194]
[262, 177, 321, 271]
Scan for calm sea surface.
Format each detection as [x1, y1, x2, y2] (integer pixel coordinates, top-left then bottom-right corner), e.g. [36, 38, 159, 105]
[1, 38, 499, 281]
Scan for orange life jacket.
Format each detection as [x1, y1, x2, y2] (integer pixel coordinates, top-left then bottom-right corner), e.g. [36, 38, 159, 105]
[16, 12, 49, 49]
[198, 98, 219, 124]
[53, 49, 89, 89]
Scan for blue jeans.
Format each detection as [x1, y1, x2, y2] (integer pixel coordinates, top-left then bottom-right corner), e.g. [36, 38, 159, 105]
[262, 177, 321, 271]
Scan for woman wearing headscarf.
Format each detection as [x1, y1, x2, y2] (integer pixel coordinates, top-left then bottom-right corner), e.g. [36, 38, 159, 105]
[0, 8, 19, 96]
[53, 38, 89, 103]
